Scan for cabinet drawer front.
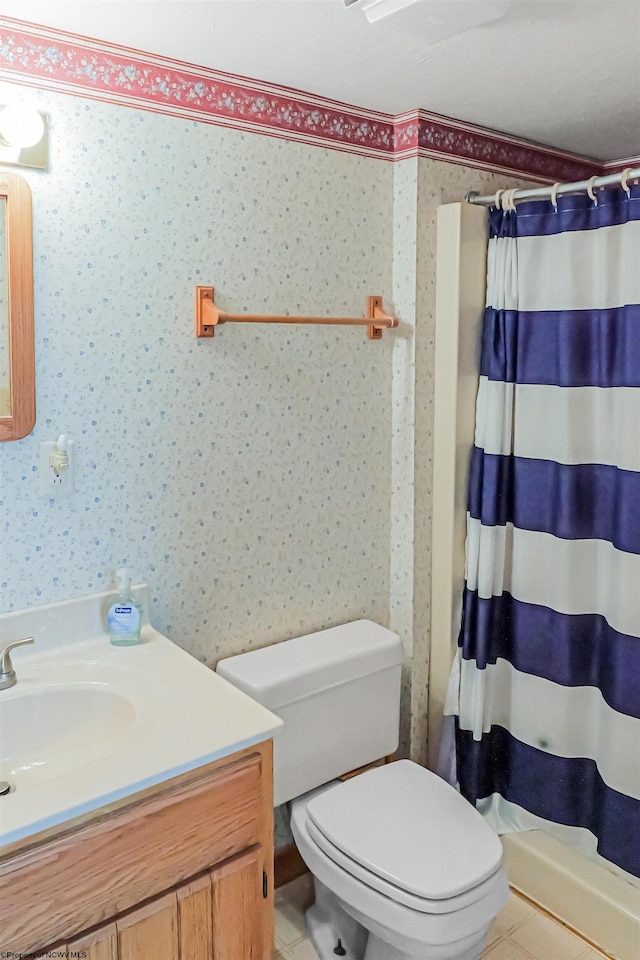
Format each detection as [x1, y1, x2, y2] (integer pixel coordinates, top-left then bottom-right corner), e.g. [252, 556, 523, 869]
[0, 751, 263, 955]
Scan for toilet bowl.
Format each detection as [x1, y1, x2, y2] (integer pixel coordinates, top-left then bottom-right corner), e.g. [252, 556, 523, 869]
[290, 762, 509, 960]
[216, 620, 509, 960]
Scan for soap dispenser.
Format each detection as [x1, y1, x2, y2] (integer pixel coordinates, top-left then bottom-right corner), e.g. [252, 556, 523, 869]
[107, 568, 142, 646]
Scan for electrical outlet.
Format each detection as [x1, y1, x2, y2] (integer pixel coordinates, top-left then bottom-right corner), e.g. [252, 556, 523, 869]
[39, 439, 75, 497]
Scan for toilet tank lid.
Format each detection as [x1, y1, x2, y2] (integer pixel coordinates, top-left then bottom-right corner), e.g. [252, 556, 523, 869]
[216, 620, 403, 710]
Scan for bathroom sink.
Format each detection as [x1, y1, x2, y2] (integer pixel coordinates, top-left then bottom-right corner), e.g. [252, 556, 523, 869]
[0, 686, 136, 788]
[0, 584, 282, 848]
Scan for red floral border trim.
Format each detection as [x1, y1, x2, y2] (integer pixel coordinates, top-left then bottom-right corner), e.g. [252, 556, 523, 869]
[0, 18, 604, 181]
[394, 113, 600, 182]
[0, 20, 396, 157]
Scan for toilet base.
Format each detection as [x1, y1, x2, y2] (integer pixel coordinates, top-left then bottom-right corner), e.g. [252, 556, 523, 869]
[306, 878, 368, 960]
[305, 878, 488, 960]
[363, 932, 484, 960]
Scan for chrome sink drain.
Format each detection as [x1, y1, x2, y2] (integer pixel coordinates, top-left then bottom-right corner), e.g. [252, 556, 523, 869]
[0, 781, 13, 795]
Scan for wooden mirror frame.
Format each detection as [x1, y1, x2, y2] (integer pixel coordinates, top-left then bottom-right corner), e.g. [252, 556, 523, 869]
[0, 170, 35, 442]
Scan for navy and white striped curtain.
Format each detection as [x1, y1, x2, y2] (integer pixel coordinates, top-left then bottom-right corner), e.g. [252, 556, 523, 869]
[445, 184, 640, 885]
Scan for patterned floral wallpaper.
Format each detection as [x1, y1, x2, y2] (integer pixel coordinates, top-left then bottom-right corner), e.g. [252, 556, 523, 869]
[0, 82, 394, 665]
[0, 28, 596, 852]
[0, 79, 536, 796]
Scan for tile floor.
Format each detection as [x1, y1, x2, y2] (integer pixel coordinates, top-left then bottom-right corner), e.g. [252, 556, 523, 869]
[274, 873, 609, 960]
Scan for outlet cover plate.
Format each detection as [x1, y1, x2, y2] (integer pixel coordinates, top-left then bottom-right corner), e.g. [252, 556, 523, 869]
[39, 439, 75, 497]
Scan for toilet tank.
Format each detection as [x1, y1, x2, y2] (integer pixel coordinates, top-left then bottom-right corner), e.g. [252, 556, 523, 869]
[216, 620, 403, 806]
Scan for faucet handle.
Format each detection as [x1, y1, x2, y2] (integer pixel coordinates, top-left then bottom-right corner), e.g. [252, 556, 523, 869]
[0, 637, 34, 675]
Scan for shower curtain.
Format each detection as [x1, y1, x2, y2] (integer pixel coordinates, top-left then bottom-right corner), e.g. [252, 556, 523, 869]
[443, 183, 640, 885]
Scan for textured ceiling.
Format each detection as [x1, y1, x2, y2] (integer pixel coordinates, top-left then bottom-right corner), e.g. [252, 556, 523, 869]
[1, 0, 639, 161]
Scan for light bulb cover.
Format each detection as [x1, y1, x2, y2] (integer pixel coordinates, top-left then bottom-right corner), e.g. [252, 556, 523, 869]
[0, 104, 45, 149]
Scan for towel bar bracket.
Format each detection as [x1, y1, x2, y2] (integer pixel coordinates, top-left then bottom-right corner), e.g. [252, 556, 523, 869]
[366, 296, 385, 340]
[195, 285, 218, 338]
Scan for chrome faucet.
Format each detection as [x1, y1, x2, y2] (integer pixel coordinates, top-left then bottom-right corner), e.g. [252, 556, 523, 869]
[0, 637, 34, 691]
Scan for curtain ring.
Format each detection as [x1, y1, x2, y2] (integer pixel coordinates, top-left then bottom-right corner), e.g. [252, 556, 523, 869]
[587, 176, 599, 205]
[494, 189, 506, 209]
[550, 182, 560, 210]
[620, 168, 632, 196]
[502, 188, 518, 211]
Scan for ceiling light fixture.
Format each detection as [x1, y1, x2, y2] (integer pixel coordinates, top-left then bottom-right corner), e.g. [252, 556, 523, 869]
[345, 0, 515, 48]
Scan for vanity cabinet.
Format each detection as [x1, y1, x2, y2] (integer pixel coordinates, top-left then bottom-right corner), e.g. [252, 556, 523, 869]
[0, 741, 274, 960]
[64, 850, 270, 960]
[65, 848, 265, 960]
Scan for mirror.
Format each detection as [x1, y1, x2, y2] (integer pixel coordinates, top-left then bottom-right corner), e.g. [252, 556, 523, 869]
[0, 198, 8, 416]
[0, 171, 35, 441]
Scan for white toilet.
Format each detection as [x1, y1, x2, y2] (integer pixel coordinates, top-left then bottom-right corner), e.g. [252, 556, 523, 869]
[217, 620, 509, 960]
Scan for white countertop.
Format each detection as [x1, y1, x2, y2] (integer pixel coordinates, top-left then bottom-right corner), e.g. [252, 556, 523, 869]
[0, 588, 283, 849]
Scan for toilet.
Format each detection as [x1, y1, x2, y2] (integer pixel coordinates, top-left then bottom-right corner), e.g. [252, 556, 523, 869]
[217, 620, 509, 960]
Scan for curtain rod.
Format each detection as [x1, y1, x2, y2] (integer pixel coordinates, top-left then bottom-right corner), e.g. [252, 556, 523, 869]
[465, 167, 640, 207]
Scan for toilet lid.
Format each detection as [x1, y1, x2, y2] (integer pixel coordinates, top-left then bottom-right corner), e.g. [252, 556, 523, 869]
[306, 760, 504, 900]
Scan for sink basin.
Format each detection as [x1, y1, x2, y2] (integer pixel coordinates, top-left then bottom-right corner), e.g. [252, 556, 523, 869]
[0, 585, 283, 848]
[0, 686, 136, 788]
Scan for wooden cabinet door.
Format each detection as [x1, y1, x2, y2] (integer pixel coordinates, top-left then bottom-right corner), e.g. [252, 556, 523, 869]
[211, 847, 270, 960]
[63, 847, 271, 960]
[67, 923, 118, 960]
[177, 872, 213, 960]
[117, 891, 179, 960]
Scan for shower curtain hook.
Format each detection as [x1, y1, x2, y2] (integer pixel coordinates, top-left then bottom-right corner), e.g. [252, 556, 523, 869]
[503, 188, 517, 211]
[587, 176, 599, 205]
[550, 182, 560, 210]
[620, 168, 632, 196]
[494, 189, 506, 210]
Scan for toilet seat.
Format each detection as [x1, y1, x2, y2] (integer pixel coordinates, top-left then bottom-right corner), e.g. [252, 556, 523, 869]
[305, 815, 505, 915]
[291, 783, 510, 957]
[306, 760, 504, 901]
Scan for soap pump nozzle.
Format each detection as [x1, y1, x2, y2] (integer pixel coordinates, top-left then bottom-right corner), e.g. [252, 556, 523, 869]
[114, 567, 130, 594]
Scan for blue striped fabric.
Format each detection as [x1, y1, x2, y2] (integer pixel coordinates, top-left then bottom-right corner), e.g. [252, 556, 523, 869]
[452, 189, 640, 884]
[489, 183, 640, 237]
[460, 589, 640, 718]
[481, 305, 640, 386]
[456, 726, 640, 878]
[467, 450, 640, 554]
